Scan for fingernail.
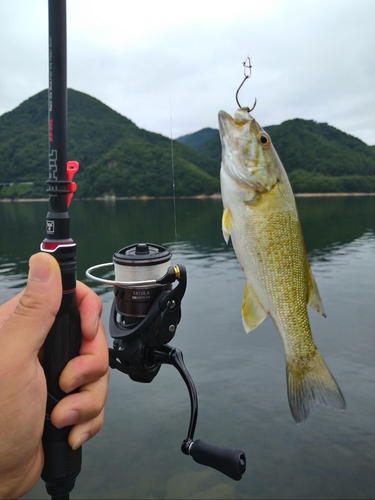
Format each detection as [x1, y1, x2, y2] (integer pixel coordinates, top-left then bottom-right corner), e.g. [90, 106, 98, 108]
[72, 432, 90, 450]
[57, 410, 79, 429]
[29, 255, 50, 282]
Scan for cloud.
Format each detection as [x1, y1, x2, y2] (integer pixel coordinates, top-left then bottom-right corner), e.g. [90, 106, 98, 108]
[1, 0, 374, 145]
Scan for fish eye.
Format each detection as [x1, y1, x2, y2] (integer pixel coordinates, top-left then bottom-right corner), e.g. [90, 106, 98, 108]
[257, 133, 271, 147]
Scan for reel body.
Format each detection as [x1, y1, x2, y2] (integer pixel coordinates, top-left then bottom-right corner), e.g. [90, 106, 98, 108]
[108, 243, 186, 382]
[86, 242, 246, 481]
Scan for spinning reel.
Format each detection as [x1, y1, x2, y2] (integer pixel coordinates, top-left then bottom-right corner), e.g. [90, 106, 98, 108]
[86, 243, 246, 481]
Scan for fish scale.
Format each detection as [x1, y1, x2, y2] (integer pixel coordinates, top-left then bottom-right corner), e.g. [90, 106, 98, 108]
[219, 107, 346, 423]
[240, 205, 314, 356]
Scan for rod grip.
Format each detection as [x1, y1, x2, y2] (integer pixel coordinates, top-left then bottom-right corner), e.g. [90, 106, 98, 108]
[189, 439, 246, 481]
[41, 250, 82, 497]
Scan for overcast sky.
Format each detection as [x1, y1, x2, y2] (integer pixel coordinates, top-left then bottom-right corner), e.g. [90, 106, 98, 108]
[0, 0, 374, 145]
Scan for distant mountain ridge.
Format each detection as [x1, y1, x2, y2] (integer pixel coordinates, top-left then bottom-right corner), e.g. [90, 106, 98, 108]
[0, 89, 374, 198]
[176, 119, 374, 193]
[0, 89, 219, 198]
[178, 128, 218, 149]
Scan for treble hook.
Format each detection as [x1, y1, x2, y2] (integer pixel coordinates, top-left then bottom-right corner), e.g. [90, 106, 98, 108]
[235, 56, 257, 111]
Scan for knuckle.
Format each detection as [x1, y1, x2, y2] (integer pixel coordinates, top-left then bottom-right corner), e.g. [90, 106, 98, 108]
[15, 290, 46, 318]
[89, 398, 105, 419]
[99, 362, 110, 379]
[96, 410, 105, 432]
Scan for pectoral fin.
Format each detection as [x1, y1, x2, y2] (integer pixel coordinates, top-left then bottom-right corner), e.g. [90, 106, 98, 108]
[242, 281, 268, 333]
[306, 261, 326, 317]
[222, 207, 232, 244]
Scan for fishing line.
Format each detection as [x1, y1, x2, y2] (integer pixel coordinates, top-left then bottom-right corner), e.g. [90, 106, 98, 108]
[169, 85, 178, 243]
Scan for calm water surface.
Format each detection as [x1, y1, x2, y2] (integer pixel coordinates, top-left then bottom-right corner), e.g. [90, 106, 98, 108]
[0, 196, 374, 499]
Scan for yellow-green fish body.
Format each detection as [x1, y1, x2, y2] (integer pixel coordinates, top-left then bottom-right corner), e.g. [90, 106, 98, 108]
[219, 108, 345, 423]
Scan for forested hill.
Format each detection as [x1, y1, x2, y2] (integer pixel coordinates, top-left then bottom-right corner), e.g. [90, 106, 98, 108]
[0, 89, 374, 199]
[0, 89, 219, 199]
[177, 121, 375, 193]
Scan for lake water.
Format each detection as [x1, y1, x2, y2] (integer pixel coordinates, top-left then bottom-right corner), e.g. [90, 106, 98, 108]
[0, 196, 374, 499]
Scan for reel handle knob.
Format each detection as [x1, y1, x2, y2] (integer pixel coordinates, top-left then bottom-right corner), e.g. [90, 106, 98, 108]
[185, 439, 246, 481]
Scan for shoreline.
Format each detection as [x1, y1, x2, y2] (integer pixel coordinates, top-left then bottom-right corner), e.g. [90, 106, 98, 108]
[0, 192, 374, 202]
[294, 192, 375, 197]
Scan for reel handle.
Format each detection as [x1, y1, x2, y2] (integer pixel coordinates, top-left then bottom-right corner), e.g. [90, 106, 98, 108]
[186, 439, 246, 481]
[154, 346, 246, 481]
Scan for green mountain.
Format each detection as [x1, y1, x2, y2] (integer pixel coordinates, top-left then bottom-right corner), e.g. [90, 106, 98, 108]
[1, 90, 374, 199]
[0, 89, 219, 199]
[178, 127, 218, 149]
[176, 121, 375, 193]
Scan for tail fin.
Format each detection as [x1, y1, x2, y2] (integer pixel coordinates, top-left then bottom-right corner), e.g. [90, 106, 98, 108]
[286, 350, 346, 424]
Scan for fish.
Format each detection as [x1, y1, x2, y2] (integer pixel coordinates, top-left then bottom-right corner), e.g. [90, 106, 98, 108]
[218, 107, 346, 423]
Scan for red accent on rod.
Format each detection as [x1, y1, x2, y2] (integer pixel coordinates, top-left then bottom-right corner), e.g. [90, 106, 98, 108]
[66, 160, 79, 207]
[41, 241, 75, 251]
[42, 241, 60, 251]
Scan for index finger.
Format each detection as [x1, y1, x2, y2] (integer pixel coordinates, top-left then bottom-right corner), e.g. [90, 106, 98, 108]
[75, 281, 103, 341]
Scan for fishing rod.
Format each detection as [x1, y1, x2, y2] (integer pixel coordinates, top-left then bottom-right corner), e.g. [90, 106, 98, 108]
[40, 1, 81, 498]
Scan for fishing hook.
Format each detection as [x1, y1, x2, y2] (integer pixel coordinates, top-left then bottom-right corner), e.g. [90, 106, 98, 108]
[235, 56, 257, 111]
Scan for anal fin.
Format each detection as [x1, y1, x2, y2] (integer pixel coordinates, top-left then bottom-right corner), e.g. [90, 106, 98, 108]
[242, 281, 268, 333]
[306, 260, 326, 317]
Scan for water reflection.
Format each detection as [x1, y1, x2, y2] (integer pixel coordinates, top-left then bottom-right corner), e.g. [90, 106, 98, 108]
[308, 230, 375, 266]
[1, 196, 374, 286]
[0, 197, 374, 499]
[296, 196, 375, 254]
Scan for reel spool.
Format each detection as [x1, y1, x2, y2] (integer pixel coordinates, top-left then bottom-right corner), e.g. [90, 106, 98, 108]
[86, 243, 246, 481]
[112, 243, 173, 325]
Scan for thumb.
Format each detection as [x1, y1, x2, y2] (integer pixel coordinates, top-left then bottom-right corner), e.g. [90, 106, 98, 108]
[2, 252, 62, 355]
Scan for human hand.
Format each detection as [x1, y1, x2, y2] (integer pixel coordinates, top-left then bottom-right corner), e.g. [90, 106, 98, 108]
[0, 253, 109, 499]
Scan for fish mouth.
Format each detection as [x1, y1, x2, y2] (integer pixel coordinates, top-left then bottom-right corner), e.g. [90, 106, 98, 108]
[218, 110, 234, 141]
[218, 110, 239, 144]
[218, 109, 254, 142]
